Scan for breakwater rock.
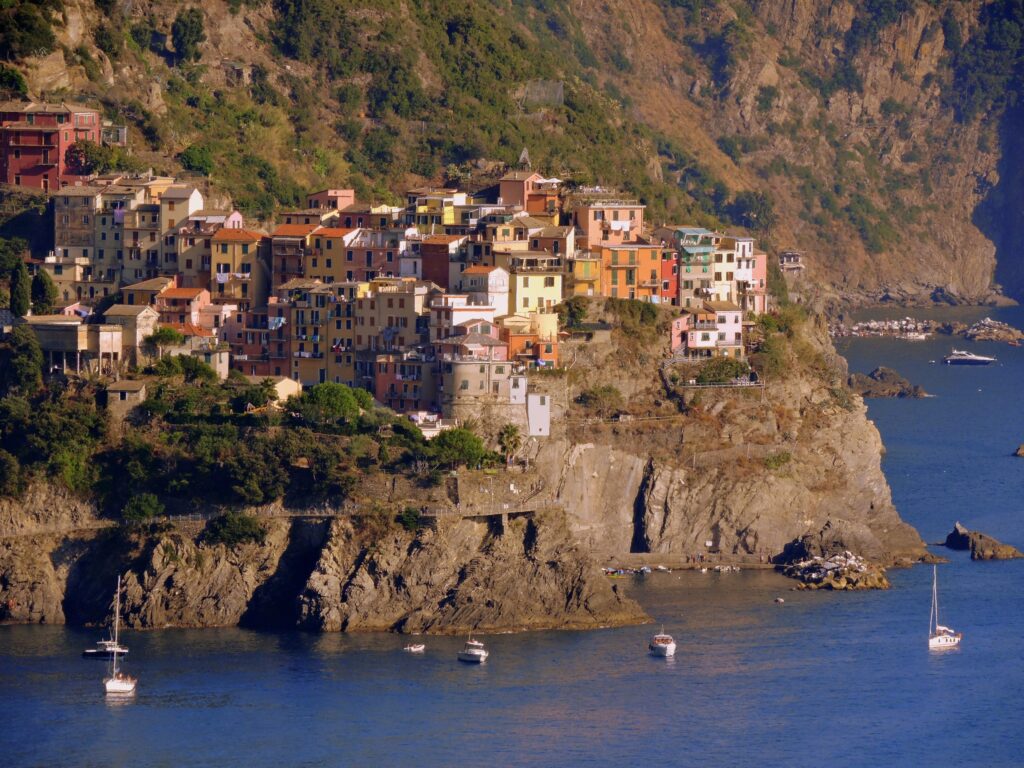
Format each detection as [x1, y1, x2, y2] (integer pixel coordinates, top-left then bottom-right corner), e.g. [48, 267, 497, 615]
[848, 367, 928, 399]
[782, 551, 890, 591]
[944, 522, 1024, 561]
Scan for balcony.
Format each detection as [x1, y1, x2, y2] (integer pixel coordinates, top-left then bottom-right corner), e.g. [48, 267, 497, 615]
[293, 351, 324, 359]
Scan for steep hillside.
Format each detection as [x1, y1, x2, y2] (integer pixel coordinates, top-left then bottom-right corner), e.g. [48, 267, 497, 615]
[3, 0, 1024, 303]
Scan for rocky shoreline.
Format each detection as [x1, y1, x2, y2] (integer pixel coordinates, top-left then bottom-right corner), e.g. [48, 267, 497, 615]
[0, 493, 647, 634]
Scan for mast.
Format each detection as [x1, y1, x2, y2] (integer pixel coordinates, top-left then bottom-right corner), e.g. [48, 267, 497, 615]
[112, 575, 121, 675]
[930, 566, 938, 635]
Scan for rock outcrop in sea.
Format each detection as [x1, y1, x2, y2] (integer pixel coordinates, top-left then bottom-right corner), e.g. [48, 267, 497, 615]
[848, 367, 928, 399]
[943, 522, 1024, 561]
[781, 551, 890, 591]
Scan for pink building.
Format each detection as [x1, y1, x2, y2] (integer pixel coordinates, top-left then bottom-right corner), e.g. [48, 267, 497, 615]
[155, 287, 211, 327]
[306, 189, 356, 210]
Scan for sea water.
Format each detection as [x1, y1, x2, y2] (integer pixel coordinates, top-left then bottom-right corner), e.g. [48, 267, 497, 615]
[2, 308, 1023, 766]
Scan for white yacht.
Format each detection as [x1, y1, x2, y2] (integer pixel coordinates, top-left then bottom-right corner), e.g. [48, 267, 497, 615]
[648, 629, 676, 658]
[457, 637, 488, 663]
[403, 643, 426, 654]
[943, 349, 996, 366]
[82, 638, 129, 660]
[929, 566, 962, 651]
[102, 575, 137, 696]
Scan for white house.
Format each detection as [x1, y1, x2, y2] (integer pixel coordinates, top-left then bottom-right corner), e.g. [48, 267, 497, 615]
[460, 264, 510, 317]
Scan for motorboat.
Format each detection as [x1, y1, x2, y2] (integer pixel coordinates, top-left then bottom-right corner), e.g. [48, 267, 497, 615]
[457, 637, 488, 663]
[648, 629, 676, 658]
[82, 638, 129, 660]
[403, 643, 426, 653]
[943, 349, 996, 366]
[929, 566, 962, 651]
[102, 575, 136, 696]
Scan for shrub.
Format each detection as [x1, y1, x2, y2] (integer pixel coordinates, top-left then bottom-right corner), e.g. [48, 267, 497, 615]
[764, 451, 792, 470]
[179, 144, 214, 176]
[576, 385, 624, 417]
[0, 449, 22, 497]
[171, 7, 206, 63]
[398, 506, 423, 532]
[203, 511, 266, 547]
[695, 357, 749, 384]
[122, 492, 165, 523]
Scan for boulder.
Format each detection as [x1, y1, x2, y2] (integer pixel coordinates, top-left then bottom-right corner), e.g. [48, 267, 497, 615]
[848, 367, 928, 399]
[944, 522, 1024, 561]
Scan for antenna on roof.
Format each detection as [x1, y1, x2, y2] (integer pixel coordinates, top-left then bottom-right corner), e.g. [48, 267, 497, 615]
[518, 147, 531, 170]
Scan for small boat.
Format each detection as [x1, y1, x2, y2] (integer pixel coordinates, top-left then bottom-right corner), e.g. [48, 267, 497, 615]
[103, 575, 136, 696]
[457, 636, 488, 664]
[943, 349, 996, 366]
[655, 565, 669, 572]
[403, 643, 426, 653]
[82, 638, 129, 660]
[774, 597, 785, 605]
[648, 628, 676, 658]
[929, 566, 962, 651]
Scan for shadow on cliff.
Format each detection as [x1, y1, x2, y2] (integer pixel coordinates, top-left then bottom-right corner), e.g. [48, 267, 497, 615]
[976, 106, 1024, 301]
[59, 527, 150, 626]
[239, 519, 330, 629]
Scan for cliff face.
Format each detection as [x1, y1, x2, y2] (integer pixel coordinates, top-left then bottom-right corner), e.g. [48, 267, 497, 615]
[0, 490, 645, 633]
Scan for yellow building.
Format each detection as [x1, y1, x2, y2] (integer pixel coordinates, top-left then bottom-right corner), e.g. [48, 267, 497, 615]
[570, 253, 602, 297]
[304, 227, 358, 283]
[211, 229, 270, 312]
[507, 252, 563, 313]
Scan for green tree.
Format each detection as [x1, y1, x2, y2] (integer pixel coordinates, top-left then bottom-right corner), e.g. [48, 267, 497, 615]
[430, 427, 485, 469]
[292, 382, 361, 425]
[9, 260, 30, 317]
[171, 7, 206, 63]
[497, 423, 522, 465]
[144, 326, 186, 358]
[0, 325, 43, 397]
[0, 64, 28, 98]
[122, 492, 165, 523]
[30, 270, 58, 314]
[202, 511, 267, 547]
[0, 449, 22, 497]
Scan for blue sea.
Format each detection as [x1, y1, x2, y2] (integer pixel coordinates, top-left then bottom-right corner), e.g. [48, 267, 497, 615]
[3, 307, 1024, 767]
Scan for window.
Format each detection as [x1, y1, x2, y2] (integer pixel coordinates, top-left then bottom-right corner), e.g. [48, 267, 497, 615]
[522, 276, 528, 287]
[241, 244, 249, 255]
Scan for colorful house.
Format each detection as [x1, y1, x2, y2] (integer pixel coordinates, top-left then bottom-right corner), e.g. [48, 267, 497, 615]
[0, 101, 101, 190]
[598, 242, 663, 302]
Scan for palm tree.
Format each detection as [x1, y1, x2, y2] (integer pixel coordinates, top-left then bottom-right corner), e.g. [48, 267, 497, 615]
[498, 423, 522, 467]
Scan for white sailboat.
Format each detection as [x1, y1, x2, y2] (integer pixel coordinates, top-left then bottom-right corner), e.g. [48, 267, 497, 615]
[929, 566, 962, 651]
[103, 575, 137, 695]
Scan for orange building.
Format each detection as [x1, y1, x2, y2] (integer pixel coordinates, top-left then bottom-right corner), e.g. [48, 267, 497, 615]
[599, 242, 663, 302]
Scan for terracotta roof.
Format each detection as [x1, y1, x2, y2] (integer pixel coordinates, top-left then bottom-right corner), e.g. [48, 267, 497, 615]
[461, 265, 500, 275]
[314, 227, 356, 238]
[160, 287, 205, 300]
[271, 223, 319, 237]
[704, 300, 742, 312]
[0, 100, 97, 114]
[422, 235, 465, 245]
[212, 228, 265, 243]
[164, 322, 214, 338]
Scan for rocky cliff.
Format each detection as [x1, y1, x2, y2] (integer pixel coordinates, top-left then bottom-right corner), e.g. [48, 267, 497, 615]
[0, 488, 644, 633]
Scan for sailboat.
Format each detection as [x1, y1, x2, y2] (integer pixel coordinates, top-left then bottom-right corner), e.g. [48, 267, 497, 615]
[928, 566, 962, 651]
[103, 575, 137, 695]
